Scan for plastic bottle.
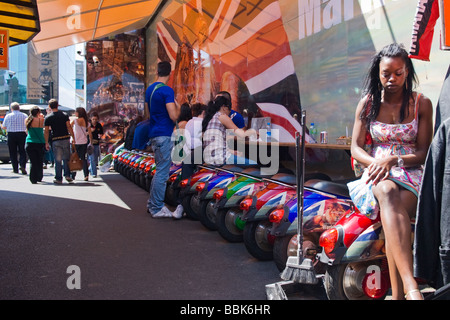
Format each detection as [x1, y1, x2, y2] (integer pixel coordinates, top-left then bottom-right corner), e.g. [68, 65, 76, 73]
[266, 122, 271, 142]
[309, 122, 317, 142]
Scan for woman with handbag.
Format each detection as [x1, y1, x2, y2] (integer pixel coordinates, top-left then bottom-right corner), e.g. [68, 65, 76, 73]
[350, 43, 433, 300]
[70, 107, 92, 181]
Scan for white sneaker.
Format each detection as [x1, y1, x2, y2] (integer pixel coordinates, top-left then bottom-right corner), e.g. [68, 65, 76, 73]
[172, 204, 184, 219]
[152, 206, 173, 218]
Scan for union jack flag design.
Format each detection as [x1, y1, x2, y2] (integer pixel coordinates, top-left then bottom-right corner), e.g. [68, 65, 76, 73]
[156, 0, 312, 143]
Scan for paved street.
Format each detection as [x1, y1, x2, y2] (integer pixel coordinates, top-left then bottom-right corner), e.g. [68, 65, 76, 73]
[0, 163, 325, 300]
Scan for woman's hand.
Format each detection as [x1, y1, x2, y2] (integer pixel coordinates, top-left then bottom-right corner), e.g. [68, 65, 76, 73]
[366, 156, 396, 185]
[245, 128, 257, 137]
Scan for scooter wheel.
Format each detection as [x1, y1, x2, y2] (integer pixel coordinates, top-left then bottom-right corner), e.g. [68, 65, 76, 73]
[198, 200, 218, 231]
[217, 209, 244, 243]
[324, 261, 386, 300]
[243, 220, 274, 261]
[145, 175, 152, 192]
[165, 183, 179, 207]
[182, 194, 198, 220]
[273, 234, 298, 272]
[139, 173, 146, 189]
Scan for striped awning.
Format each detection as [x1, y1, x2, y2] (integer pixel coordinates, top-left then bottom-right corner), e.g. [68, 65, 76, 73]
[0, 0, 40, 47]
[31, 0, 166, 54]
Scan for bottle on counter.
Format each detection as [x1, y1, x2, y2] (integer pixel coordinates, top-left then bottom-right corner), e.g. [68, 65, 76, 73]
[309, 122, 317, 143]
[266, 122, 271, 142]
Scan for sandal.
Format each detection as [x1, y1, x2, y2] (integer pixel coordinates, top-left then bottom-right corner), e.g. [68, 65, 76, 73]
[405, 289, 423, 300]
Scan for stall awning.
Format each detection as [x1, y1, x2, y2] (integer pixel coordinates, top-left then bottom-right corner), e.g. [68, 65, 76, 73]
[0, 0, 40, 47]
[32, 0, 165, 54]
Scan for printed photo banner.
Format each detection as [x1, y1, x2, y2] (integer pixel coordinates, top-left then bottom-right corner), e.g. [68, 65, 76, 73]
[156, 0, 307, 143]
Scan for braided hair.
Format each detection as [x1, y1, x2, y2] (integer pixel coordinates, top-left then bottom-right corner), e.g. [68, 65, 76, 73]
[360, 43, 418, 129]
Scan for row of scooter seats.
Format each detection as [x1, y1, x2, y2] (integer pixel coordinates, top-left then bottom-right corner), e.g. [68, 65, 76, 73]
[113, 148, 350, 200]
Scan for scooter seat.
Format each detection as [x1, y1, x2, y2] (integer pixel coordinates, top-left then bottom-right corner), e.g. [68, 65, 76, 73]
[220, 164, 246, 172]
[238, 167, 268, 178]
[269, 173, 297, 185]
[304, 179, 350, 198]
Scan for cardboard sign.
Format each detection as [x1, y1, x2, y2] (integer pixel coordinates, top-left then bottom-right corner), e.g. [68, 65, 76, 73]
[0, 29, 8, 69]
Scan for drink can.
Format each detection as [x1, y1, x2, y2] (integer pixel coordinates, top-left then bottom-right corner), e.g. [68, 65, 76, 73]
[320, 131, 328, 144]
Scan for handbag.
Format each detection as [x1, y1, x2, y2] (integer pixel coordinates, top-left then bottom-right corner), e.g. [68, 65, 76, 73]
[69, 150, 83, 171]
[351, 98, 373, 177]
[347, 171, 379, 220]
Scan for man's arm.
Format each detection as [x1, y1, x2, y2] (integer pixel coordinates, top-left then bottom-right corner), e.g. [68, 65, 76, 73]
[143, 102, 150, 120]
[1, 115, 9, 130]
[44, 126, 50, 150]
[166, 101, 180, 123]
[66, 120, 75, 144]
[87, 123, 93, 144]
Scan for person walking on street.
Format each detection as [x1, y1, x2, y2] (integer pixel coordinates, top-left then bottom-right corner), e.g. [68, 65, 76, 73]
[145, 61, 180, 218]
[1, 102, 28, 174]
[25, 106, 45, 184]
[71, 107, 92, 181]
[88, 112, 103, 178]
[43, 106, 54, 169]
[44, 99, 75, 185]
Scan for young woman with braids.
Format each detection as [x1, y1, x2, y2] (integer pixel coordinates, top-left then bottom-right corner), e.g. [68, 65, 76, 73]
[351, 43, 433, 300]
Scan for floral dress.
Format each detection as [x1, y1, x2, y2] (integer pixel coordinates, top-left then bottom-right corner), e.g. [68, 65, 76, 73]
[369, 93, 423, 196]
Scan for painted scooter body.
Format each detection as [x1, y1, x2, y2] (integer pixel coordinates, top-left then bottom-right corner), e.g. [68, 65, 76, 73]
[269, 180, 352, 271]
[238, 173, 298, 260]
[210, 171, 267, 241]
[241, 173, 298, 223]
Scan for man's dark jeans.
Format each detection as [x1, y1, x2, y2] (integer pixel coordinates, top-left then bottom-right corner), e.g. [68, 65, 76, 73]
[7, 131, 27, 172]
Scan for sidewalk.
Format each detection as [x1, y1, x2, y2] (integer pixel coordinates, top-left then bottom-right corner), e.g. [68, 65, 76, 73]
[0, 163, 283, 300]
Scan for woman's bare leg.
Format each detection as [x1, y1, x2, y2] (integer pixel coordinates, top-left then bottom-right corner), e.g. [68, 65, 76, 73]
[372, 180, 422, 300]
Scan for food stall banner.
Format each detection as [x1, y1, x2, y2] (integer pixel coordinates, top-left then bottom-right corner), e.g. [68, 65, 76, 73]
[0, 29, 8, 70]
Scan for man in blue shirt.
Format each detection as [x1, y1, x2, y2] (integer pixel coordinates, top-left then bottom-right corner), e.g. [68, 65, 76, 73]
[145, 61, 180, 218]
[230, 109, 245, 129]
[132, 119, 150, 150]
[2, 102, 28, 174]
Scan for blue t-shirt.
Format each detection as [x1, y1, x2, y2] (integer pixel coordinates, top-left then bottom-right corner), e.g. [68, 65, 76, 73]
[230, 110, 245, 128]
[132, 120, 150, 150]
[145, 82, 176, 138]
